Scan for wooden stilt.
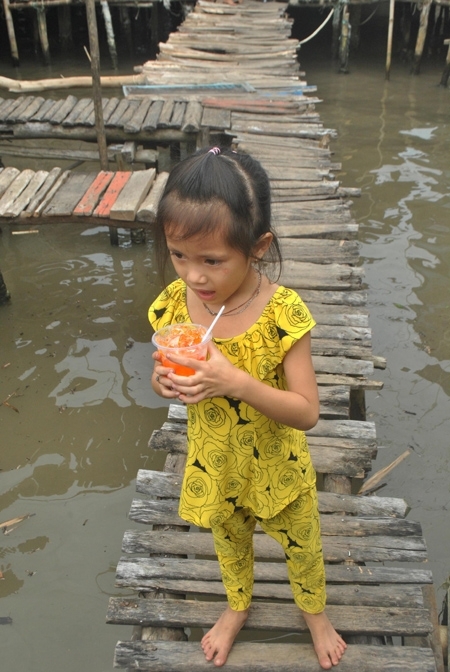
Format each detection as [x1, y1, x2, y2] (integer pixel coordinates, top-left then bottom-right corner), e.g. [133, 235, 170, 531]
[440, 38, 450, 87]
[120, 6, 133, 57]
[2, 0, 19, 66]
[0, 270, 11, 304]
[412, 0, 432, 74]
[349, 5, 361, 52]
[331, 4, 342, 60]
[386, 0, 395, 80]
[36, 7, 51, 65]
[100, 1, 118, 70]
[57, 5, 73, 52]
[400, 4, 413, 60]
[85, 0, 114, 244]
[339, 4, 351, 73]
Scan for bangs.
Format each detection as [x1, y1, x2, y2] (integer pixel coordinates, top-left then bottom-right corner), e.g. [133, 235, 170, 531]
[161, 195, 233, 244]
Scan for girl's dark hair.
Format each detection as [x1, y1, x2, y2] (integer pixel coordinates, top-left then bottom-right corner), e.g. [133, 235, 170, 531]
[154, 147, 282, 284]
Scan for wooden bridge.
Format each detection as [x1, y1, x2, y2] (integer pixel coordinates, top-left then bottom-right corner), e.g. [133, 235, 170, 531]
[1, 1, 447, 669]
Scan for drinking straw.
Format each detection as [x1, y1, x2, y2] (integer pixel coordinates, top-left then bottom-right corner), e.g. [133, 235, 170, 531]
[201, 305, 225, 342]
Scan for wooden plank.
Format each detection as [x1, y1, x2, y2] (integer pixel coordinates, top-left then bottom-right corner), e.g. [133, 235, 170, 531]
[93, 171, 131, 218]
[157, 99, 175, 128]
[136, 171, 169, 223]
[107, 597, 432, 637]
[181, 100, 203, 132]
[279, 239, 359, 265]
[105, 98, 130, 127]
[5, 96, 35, 122]
[141, 100, 164, 131]
[22, 167, 62, 217]
[113, 640, 437, 672]
[102, 97, 120, 124]
[280, 260, 364, 291]
[43, 172, 96, 217]
[167, 101, 186, 128]
[48, 95, 78, 125]
[61, 98, 91, 127]
[116, 99, 140, 129]
[3, 170, 48, 218]
[72, 171, 114, 216]
[16, 96, 45, 122]
[29, 98, 55, 122]
[123, 98, 152, 133]
[85, 98, 109, 127]
[109, 169, 156, 221]
[45, 99, 66, 124]
[0, 167, 20, 198]
[0, 169, 35, 216]
[0, 97, 25, 122]
[201, 106, 231, 129]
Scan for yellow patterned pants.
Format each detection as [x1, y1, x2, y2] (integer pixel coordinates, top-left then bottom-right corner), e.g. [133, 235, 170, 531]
[210, 487, 326, 614]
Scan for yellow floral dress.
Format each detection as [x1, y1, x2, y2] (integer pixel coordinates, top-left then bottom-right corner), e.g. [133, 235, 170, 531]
[148, 278, 317, 529]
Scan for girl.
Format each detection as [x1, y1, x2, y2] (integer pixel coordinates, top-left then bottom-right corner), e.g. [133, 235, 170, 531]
[149, 147, 347, 669]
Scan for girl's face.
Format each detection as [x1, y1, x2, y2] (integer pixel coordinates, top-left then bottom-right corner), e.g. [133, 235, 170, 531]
[165, 226, 266, 310]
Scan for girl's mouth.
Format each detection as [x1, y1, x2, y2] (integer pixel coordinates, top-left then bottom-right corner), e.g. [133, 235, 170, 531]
[197, 290, 216, 301]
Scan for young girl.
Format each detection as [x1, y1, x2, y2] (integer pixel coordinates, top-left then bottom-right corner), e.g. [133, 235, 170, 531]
[149, 147, 347, 669]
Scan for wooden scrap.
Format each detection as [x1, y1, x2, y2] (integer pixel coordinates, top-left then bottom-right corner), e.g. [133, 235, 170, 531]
[93, 171, 131, 217]
[110, 168, 156, 221]
[3, 170, 48, 218]
[73, 170, 114, 216]
[137, 171, 169, 223]
[358, 450, 411, 495]
[0, 166, 20, 199]
[43, 172, 96, 217]
[0, 513, 34, 532]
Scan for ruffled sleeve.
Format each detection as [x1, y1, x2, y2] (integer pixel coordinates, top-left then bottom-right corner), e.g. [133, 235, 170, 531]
[148, 279, 189, 332]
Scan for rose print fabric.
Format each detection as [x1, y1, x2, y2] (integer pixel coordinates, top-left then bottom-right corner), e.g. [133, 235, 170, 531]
[148, 278, 317, 528]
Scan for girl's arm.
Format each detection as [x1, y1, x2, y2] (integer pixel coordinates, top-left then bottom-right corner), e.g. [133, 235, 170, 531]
[166, 333, 320, 431]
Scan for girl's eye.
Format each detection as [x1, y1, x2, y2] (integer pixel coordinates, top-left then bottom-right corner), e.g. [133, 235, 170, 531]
[205, 259, 220, 266]
[170, 251, 183, 259]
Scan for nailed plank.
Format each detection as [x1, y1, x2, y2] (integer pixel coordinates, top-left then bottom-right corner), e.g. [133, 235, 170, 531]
[142, 100, 164, 131]
[61, 98, 91, 127]
[16, 96, 45, 122]
[93, 172, 131, 218]
[109, 169, 156, 221]
[113, 640, 437, 672]
[43, 172, 97, 216]
[136, 171, 169, 223]
[22, 167, 63, 217]
[107, 597, 432, 637]
[181, 100, 203, 132]
[73, 171, 114, 216]
[29, 98, 56, 122]
[102, 97, 120, 124]
[2, 171, 48, 218]
[123, 98, 153, 133]
[0, 167, 20, 199]
[105, 98, 130, 127]
[48, 95, 79, 125]
[0, 169, 35, 216]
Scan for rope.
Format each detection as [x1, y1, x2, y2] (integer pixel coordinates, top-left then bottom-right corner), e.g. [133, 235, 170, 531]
[298, 7, 335, 45]
[360, 5, 379, 27]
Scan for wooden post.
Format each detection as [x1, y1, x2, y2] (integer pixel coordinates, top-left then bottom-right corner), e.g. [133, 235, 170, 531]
[100, 0, 118, 70]
[36, 7, 51, 65]
[386, 0, 395, 80]
[331, 4, 341, 60]
[339, 4, 351, 73]
[85, 0, 116, 244]
[440, 39, 450, 87]
[349, 5, 361, 51]
[120, 6, 133, 57]
[2, 0, 19, 66]
[0, 270, 11, 304]
[412, 0, 432, 74]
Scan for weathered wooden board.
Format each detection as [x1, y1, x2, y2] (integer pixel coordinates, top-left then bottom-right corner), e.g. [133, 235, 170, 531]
[142, 100, 164, 132]
[279, 239, 359, 265]
[280, 260, 364, 291]
[61, 98, 91, 127]
[0, 167, 20, 199]
[29, 97, 55, 122]
[2, 170, 48, 218]
[93, 172, 131, 218]
[113, 640, 437, 672]
[23, 167, 63, 217]
[181, 100, 203, 132]
[109, 168, 156, 221]
[0, 169, 35, 215]
[48, 95, 78, 125]
[136, 171, 169, 223]
[43, 172, 96, 217]
[201, 106, 231, 129]
[73, 171, 114, 216]
[123, 98, 153, 133]
[107, 597, 432, 637]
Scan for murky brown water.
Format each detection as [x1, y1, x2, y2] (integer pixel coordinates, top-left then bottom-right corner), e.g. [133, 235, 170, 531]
[1, 36, 449, 671]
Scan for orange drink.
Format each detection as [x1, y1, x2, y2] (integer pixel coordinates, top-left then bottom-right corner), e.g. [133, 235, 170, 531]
[152, 323, 211, 376]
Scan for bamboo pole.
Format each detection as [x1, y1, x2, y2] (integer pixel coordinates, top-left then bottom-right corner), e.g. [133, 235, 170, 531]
[2, 0, 19, 66]
[338, 4, 351, 74]
[36, 7, 51, 65]
[412, 0, 432, 75]
[101, 0, 118, 70]
[386, 0, 395, 80]
[0, 74, 147, 93]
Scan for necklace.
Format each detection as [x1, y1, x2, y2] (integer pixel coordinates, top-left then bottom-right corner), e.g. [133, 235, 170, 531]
[203, 269, 262, 317]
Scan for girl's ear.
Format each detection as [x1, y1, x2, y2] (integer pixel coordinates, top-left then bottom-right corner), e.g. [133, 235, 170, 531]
[253, 232, 273, 260]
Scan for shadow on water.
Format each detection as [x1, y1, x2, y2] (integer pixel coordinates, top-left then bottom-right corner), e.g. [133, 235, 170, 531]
[0, 18, 449, 669]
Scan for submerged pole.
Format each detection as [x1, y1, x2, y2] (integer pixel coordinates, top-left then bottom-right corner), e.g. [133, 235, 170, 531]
[100, 0, 118, 70]
[36, 7, 51, 65]
[412, 0, 432, 74]
[386, 0, 395, 80]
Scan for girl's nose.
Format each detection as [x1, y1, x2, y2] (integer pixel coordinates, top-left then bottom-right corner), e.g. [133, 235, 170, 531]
[186, 266, 207, 285]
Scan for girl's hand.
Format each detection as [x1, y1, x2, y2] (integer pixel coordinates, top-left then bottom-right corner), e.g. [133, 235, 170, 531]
[165, 341, 241, 403]
[151, 351, 180, 399]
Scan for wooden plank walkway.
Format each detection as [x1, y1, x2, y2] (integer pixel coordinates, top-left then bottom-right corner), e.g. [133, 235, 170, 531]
[1, 0, 444, 669]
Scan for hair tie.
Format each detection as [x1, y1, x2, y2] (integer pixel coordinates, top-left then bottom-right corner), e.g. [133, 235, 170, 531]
[208, 147, 221, 155]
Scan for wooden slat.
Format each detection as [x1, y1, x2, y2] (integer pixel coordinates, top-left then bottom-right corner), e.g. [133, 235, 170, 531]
[123, 98, 153, 133]
[0, 169, 35, 216]
[22, 167, 63, 217]
[48, 95, 78, 125]
[109, 168, 156, 221]
[136, 171, 169, 223]
[105, 98, 130, 127]
[181, 100, 203, 132]
[0, 167, 20, 199]
[93, 171, 131, 217]
[72, 171, 114, 216]
[61, 98, 91, 127]
[43, 172, 96, 216]
[113, 640, 437, 672]
[141, 100, 164, 131]
[201, 105, 231, 129]
[2, 170, 48, 218]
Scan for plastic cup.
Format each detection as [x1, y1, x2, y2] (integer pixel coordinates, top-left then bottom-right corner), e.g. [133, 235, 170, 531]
[152, 323, 211, 376]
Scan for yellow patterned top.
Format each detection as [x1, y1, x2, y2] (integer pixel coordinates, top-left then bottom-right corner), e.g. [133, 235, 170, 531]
[149, 278, 317, 528]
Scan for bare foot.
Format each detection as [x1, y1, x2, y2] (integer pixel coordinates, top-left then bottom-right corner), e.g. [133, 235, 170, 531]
[302, 610, 347, 669]
[201, 605, 249, 666]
